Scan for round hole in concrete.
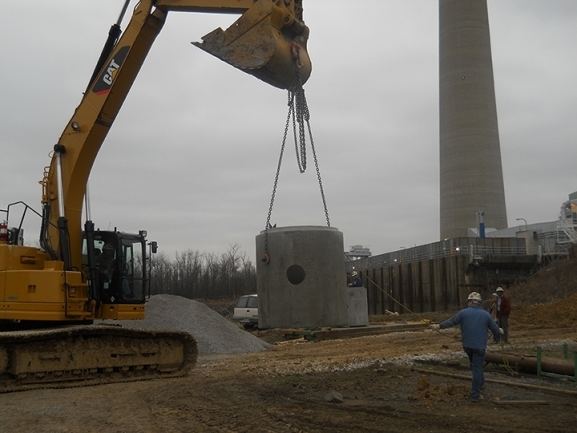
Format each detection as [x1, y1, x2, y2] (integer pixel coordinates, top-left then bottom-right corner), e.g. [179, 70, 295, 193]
[286, 264, 306, 285]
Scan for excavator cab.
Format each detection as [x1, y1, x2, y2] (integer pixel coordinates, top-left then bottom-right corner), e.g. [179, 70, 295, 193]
[192, 0, 312, 89]
[82, 230, 151, 306]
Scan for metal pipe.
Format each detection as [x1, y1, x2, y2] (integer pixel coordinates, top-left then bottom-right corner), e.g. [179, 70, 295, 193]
[116, 0, 131, 26]
[486, 352, 575, 377]
[84, 183, 92, 222]
[54, 144, 66, 218]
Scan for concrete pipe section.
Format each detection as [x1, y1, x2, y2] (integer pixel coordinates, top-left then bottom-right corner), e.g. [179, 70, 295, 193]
[256, 226, 349, 329]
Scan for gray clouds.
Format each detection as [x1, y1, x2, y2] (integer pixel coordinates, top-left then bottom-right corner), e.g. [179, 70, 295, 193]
[1, 1, 575, 259]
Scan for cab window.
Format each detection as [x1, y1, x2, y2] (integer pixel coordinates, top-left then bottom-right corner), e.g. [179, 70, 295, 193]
[236, 296, 249, 308]
[246, 297, 258, 308]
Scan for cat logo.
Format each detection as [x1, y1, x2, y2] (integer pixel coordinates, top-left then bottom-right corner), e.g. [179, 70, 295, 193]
[103, 59, 120, 85]
[93, 46, 130, 96]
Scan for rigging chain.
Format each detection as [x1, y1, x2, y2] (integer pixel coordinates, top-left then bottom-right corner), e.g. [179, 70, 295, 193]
[263, 78, 331, 263]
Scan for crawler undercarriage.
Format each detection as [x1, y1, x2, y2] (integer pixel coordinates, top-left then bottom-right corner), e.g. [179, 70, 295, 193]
[0, 325, 196, 392]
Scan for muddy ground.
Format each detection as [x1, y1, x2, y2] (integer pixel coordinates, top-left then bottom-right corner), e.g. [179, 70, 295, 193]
[1, 321, 576, 433]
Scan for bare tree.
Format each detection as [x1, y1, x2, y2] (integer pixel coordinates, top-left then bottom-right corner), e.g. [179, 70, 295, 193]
[150, 245, 256, 299]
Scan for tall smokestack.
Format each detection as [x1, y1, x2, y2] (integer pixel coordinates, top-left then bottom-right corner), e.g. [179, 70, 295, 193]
[439, 0, 507, 239]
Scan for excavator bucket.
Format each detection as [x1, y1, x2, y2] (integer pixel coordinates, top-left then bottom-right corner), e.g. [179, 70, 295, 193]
[192, 0, 311, 90]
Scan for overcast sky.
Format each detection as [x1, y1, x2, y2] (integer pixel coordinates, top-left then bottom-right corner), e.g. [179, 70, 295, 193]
[1, 1, 576, 260]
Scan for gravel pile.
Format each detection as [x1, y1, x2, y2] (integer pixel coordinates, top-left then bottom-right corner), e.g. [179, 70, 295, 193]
[103, 294, 270, 355]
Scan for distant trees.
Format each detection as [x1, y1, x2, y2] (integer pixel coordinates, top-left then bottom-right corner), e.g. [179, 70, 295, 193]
[149, 244, 256, 299]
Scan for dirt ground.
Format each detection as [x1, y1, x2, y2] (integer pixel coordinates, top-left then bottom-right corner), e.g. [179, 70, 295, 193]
[2, 256, 577, 433]
[1, 321, 577, 433]
[510, 253, 577, 305]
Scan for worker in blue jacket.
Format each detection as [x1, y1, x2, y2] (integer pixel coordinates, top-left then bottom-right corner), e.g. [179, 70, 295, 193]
[431, 291, 501, 402]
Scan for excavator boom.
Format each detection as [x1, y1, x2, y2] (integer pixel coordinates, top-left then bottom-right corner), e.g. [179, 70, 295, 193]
[42, 0, 311, 273]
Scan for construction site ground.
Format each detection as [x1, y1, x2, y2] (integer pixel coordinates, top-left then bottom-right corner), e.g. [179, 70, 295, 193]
[1, 318, 577, 433]
[2, 255, 577, 433]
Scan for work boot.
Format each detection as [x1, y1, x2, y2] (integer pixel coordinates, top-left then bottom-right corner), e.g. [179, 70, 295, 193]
[470, 394, 484, 403]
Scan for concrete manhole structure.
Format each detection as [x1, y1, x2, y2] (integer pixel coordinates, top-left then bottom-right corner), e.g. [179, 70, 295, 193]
[256, 226, 349, 329]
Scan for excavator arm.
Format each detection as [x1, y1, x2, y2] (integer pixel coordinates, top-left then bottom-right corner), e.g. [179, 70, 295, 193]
[40, 0, 311, 273]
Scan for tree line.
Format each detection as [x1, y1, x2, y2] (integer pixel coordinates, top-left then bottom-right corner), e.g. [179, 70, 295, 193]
[149, 244, 256, 299]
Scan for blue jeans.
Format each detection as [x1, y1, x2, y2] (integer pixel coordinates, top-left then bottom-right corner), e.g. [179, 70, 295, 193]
[464, 347, 486, 400]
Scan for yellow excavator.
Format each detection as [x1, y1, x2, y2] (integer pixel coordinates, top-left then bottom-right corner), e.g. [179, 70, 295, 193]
[0, 0, 310, 391]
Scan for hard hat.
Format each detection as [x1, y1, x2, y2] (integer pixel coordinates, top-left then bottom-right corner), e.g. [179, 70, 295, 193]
[467, 292, 482, 302]
[496, 287, 504, 293]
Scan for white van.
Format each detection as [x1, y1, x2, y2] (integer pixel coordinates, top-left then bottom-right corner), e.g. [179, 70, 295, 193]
[233, 294, 258, 328]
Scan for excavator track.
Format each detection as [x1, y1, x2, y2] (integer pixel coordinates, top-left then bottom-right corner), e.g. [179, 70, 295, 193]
[0, 325, 197, 393]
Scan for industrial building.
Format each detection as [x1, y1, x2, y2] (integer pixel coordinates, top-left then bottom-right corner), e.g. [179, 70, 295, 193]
[346, 192, 577, 315]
